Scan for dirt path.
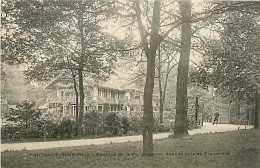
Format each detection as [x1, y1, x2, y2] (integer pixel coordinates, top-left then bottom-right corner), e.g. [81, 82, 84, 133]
[1, 122, 253, 152]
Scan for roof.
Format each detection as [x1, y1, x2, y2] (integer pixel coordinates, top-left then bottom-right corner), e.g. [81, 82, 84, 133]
[99, 79, 122, 90]
[44, 73, 95, 90]
[44, 72, 72, 89]
[44, 73, 143, 92]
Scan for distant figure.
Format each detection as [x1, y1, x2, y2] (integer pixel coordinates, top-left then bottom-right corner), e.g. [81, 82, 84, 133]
[213, 111, 220, 125]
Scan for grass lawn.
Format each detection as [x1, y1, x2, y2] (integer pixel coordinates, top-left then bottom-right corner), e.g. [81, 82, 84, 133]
[1, 129, 260, 168]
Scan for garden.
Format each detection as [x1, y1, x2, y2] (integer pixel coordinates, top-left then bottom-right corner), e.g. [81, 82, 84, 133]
[1, 100, 176, 143]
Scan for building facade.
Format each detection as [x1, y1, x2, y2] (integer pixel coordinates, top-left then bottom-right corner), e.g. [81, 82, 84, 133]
[43, 74, 159, 118]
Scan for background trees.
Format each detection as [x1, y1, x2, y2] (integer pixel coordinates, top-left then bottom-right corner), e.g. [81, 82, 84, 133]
[2, 0, 119, 136]
[190, 3, 260, 126]
[156, 43, 178, 124]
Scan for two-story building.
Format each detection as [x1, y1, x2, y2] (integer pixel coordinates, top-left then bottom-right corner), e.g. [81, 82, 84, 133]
[43, 74, 159, 118]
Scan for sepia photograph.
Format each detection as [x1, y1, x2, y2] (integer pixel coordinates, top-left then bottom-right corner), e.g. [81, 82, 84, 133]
[1, 0, 260, 167]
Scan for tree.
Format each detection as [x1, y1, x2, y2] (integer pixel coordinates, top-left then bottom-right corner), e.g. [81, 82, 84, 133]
[2, 0, 118, 136]
[156, 44, 178, 124]
[1, 63, 48, 107]
[190, 3, 260, 126]
[173, 0, 192, 137]
[134, 0, 161, 155]
[116, 0, 237, 153]
[6, 100, 41, 128]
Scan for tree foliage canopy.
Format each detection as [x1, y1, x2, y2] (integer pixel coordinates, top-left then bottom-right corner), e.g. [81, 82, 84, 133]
[190, 4, 260, 102]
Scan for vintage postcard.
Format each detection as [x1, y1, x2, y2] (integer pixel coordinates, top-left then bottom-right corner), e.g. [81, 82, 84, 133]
[1, 0, 259, 167]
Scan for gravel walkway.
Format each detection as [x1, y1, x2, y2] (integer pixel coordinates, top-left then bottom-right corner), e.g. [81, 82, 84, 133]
[1, 122, 253, 152]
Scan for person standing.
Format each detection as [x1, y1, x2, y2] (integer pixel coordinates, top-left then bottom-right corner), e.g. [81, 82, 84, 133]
[213, 111, 220, 125]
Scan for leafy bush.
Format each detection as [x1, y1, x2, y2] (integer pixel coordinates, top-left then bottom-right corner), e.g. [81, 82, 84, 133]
[128, 116, 142, 133]
[43, 119, 60, 138]
[187, 119, 199, 130]
[1, 124, 21, 140]
[59, 118, 77, 138]
[105, 113, 123, 135]
[121, 116, 130, 134]
[154, 123, 172, 132]
[83, 110, 104, 135]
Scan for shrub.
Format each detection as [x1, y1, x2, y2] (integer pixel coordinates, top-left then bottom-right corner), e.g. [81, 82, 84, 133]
[105, 113, 123, 135]
[43, 119, 60, 138]
[187, 119, 199, 130]
[83, 110, 104, 135]
[121, 116, 130, 134]
[59, 118, 77, 138]
[1, 124, 21, 140]
[128, 116, 142, 133]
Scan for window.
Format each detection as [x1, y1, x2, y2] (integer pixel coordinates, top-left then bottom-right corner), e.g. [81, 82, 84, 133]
[117, 105, 121, 111]
[120, 92, 125, 99]
[98, 105, 103, 111]
[49, 103, 56, 108]
[103, 90, 107, 97]
[49, 103, 52, 108]
[130, 93, 134, 100]
[98, 89, 102, 97]
[107, 90, 111, 98]
[61, 91, 64, 99]
[72, 105, 76, 116]
[111, 92, 115, 98]
[115, 92, 118, 99]
[62, 105, 66, 116]
[85, 106, 88, 113]
[135, 96, 140, 99]
[121, 105, 124, 110]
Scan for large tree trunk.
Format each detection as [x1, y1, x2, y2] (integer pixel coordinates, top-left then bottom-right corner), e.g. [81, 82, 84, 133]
[143, 54, 156, 155]
[77, 68, 84, 136]
[195, 97, 198, 122]
[158, 46, 164, 124]
[71, 70, 79, 123]
[135, 0, 161, 155]
[174, 0, 191, 137]
[75, 87, 79, 121]
[77, 6, 85, 137]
